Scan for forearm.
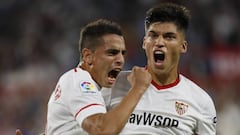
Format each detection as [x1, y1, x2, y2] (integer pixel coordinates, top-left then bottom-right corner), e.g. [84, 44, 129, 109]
[83, 85, 147, 135]
[83, 67, 151, 135]
[103, 85, 146, 132]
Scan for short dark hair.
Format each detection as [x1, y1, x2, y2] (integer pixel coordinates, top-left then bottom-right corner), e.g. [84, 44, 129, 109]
[79, 19, 123, 58]
[145, 3, 190, 34]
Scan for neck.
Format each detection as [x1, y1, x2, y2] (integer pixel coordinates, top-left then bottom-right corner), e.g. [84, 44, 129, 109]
[155, 73, 178, 85]
[78, 62, 102, 89]
[79, 61, 89, 71]
[147, 66, 178, 86]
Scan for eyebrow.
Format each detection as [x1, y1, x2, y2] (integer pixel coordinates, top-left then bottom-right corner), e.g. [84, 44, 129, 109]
[106, 49, 126, 54]
[164, 32, 176, 36]
[149, 30, 157, 34]
[149, 30, 176, 35]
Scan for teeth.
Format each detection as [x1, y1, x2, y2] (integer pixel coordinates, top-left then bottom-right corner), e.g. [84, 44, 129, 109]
[115, 69, 121, 72]
[154, 51, 163, 54]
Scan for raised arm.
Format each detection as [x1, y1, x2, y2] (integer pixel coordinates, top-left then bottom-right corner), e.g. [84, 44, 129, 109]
[82, 66, 151, 135]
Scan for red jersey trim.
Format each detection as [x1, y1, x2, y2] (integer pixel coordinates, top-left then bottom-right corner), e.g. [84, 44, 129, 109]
[151, 75, 180, 90]
[75, 103, 104, 118]
[74, 68, 77, 72]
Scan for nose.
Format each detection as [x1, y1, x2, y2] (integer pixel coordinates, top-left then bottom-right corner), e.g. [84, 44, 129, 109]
[115, 52, 125, 66]
[155, 36, 165, 48]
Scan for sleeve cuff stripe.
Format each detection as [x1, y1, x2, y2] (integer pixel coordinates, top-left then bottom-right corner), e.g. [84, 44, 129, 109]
[75, 103, 104, 118]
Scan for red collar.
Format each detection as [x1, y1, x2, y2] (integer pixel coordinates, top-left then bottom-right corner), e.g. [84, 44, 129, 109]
[151, 75, 180, 90]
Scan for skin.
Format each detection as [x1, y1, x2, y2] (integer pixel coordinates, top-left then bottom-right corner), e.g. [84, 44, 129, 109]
[80, 33, 152, 135]
[16, 33, 151, 135]
[16, 129, 44, 135]
[15, 22, 187, 135]
[16, 129, 22, 135]
[81, 34, 126, 88]
[82, 66, 151, 135]
[143, 22, 187, 85]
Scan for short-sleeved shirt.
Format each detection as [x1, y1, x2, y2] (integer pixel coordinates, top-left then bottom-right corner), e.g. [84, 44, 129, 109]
[46, 67, 107, 135]
[110, 71, 217, 135]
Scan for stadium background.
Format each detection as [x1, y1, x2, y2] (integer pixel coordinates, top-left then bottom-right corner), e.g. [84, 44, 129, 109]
[0, 0, 239, 134]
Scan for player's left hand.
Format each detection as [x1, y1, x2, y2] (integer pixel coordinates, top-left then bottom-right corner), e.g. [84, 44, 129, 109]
[15, 129, 45, 135]
[16, 129, 22, 135]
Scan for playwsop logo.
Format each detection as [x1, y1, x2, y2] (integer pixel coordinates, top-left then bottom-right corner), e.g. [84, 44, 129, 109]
[80, 81, 97, 94]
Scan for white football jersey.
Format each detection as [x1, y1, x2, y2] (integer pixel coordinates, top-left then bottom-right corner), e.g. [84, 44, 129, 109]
[110, 71, 217, 135]
[46, 67, 107, 135]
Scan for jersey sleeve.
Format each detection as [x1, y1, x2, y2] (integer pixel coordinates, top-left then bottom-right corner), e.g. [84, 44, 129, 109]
[63, 71, 107, 127]
[195, 95, 217, 135]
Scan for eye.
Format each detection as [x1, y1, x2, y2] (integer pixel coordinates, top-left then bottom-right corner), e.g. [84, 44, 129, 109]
[122, 50, 126, 56]
[148, 31, 158, 39]
[107, 49, 119, 56]
[166, 36, 175, 39]
[151, 33, 158, 38]
[164, 33, 176, 40]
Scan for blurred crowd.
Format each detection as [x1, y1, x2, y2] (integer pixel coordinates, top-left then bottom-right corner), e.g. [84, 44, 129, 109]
[0, 0, 240, 134]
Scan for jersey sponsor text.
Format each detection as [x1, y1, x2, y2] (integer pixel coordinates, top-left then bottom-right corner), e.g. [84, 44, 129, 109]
[129, 112, 179, 127]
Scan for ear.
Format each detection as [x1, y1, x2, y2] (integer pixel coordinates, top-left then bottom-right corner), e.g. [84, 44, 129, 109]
[180, 40, 187, 53]
[82, 48, 93, 65]
[142, 36, 146, 50]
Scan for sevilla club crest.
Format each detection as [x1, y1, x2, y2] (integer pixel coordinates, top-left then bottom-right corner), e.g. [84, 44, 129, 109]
[175, 101, 188, 115]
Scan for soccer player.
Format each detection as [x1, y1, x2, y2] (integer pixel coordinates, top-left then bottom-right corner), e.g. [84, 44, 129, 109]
[110, 3, 217, 135]
[44, 19, 151, 135]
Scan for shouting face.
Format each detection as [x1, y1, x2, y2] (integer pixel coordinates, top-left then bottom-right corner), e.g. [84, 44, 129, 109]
[143, 22, 187, 78]
[87, 34, 126, 88]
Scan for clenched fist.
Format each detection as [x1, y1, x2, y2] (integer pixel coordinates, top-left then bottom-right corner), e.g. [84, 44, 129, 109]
[127, 66, 152, 93]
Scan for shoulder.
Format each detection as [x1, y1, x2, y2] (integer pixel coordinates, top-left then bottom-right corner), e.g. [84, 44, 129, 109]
[180, 75, 211, 98]
[52, 67, 99, 99]
[180, 75, 216, 114]
[59, 68, 91, 84]
[53, 68, 94, 97]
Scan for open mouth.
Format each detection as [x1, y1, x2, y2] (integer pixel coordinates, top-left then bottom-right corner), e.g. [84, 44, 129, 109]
[154, 51, 165, 63]
[108, 69, 121, 80]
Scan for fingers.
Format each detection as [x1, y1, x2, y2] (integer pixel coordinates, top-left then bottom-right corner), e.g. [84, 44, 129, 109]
[128, 66, 152, 89]
[16, 129, 23, 135]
